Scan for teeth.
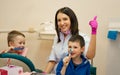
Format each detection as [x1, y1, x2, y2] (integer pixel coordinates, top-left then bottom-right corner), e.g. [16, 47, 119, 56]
[61, 25, 66, 29]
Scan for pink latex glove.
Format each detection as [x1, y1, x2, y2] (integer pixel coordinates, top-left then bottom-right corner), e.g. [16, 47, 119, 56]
[89, 16, 98, 34]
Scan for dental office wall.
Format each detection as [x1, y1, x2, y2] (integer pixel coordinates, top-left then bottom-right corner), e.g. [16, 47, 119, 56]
[0, 0, 120, 75]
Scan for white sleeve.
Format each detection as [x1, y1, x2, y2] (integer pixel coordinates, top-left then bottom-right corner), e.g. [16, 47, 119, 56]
[79, 32, 90, 57]
[48, 35, 57, 61]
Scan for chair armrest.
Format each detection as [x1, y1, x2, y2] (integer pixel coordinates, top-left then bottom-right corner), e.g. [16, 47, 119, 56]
[0, 53, 36, 72]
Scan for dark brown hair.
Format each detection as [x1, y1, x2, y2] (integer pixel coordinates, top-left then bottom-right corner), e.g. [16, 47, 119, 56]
[69, 35, 85, 48]
[55, 7, 79, 43]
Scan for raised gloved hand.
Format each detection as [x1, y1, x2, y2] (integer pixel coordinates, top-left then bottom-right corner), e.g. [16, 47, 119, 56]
[89, 16, 98, 35]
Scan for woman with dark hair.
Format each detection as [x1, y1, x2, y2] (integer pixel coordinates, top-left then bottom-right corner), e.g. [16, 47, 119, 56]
[45, 7, 98, 74]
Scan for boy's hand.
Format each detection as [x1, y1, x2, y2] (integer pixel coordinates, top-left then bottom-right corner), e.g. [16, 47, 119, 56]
[63, 54, 71, 67]
[0, 50, 8, 54]
[89, 16, 98, 35]
[8, 46, 24, 54]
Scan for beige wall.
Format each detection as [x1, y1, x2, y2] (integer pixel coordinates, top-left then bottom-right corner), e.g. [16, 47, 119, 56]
[0, 0, 120, 75]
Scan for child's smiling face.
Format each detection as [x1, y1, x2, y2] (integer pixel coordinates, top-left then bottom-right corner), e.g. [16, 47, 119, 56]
[12, 35, 25, 48]
[68, 41, 84, 59]
[9, 35, 25, 51]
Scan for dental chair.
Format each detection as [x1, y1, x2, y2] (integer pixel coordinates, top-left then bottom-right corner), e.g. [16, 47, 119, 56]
[0, 53, 43, 73]
[0, 53, 96, 75]
[90, 59, 97, 75]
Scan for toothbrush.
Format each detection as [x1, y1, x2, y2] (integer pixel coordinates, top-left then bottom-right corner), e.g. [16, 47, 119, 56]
[13, 47, 24, 50]
[69, 48, 73, 54]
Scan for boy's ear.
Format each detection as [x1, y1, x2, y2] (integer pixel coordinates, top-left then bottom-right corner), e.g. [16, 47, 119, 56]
[9, 41, 14, 46]
[81, 46, 85, 52]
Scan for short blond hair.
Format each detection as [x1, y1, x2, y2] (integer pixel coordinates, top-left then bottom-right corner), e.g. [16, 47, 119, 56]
[7, 30, 25, 46]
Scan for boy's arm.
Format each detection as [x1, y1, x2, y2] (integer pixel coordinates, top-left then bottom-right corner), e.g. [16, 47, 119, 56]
[56, 59, 68, 75]
[0, 47, 14, 54]
[60, 65, 67, 75]
[60, 54, 71, 75]
[0, 50, 8, 54]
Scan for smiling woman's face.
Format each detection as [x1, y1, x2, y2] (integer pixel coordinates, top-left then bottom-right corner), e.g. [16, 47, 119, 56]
[57, 12, 71, 34]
